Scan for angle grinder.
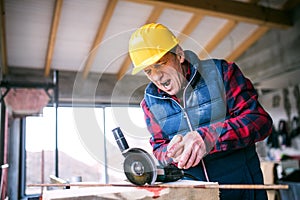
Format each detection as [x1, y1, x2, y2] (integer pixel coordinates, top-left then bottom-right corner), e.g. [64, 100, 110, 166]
[112, 127, 184, 186]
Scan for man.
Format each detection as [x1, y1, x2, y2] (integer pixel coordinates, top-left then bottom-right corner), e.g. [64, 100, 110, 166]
[128, 23, 273, 200]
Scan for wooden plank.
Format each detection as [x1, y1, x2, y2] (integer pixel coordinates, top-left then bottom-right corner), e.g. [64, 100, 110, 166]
[146, 5, 164, 24]
[226, 26, 269, 61]
[82, 0, 118, 79]
[44, 0, 63, 77]
[127, 0, 292, 29]
[40, 181, 220, 200]
[117, 56, 132, 80]
[117, 5, 164, 79]
[0, 0, 7, 75]
[28, 182, 289, 190]
[29, 182, 288, 200]
[199, 20, 237, 59]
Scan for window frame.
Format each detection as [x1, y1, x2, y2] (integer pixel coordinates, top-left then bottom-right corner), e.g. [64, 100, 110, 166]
[21, 103, 146, 198]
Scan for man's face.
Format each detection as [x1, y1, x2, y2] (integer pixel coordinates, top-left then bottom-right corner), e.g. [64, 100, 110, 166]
[143, 50, 186, 96]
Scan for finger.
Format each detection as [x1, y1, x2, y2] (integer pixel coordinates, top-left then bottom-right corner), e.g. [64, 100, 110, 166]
[167, 143, 184, 158]
[167, 135, 182, 151]
[177, 147, 192, 169]
[171, 146, 184, 158]
[170, 146, 184, 162]
[172, 155, 181, 163]
[192, 147, 203, 168]
[192, 155, 202, 168]
[189, 139, 206, 168]
[183, 143, 199, 169]
[190, 140, 206, 168]
[167, 135, 183, 157]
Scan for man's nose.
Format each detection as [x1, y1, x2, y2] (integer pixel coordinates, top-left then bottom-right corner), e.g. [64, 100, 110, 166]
[151, 68, 162, 81]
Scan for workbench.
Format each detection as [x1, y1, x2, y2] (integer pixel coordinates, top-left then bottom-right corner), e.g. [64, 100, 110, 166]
[41, 180, 220, 200]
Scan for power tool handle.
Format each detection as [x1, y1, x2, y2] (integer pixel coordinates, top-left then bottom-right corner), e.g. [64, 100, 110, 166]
[112, 127, 130, 153]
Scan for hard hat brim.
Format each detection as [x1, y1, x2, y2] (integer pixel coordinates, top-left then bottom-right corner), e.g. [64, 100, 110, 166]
[131, 50, 169, 75]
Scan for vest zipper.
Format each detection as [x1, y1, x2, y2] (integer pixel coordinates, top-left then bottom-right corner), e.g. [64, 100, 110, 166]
[147, 66, 210, 182]
[167, 77, 210, 182]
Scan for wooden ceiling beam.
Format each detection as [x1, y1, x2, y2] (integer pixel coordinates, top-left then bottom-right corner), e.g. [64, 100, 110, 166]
[117, 5, 164, 80]
[199, 20, 237, 59]
[226, 26, 269, 61]
[117, 56, 132, 80]
[0, 0, 7, 75]
[128, 0, 292, 29]
[44, 0, 63, 77]
[146, 5, 164, 24]
[82, 0, 118, 79]
[177, 14, 204, 42]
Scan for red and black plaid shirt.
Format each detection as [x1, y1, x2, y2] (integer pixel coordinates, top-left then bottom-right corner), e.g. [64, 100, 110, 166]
[141, 60, 273, 164]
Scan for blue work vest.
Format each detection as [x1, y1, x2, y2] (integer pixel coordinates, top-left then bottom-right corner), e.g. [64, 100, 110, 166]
[144, 51, 227, 139]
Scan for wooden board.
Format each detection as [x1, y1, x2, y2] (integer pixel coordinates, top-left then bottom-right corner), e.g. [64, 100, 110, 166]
[42, 180, 220, 200]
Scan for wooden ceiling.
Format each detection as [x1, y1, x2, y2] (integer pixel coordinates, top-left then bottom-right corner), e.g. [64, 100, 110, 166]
[0, 0, 297, 82]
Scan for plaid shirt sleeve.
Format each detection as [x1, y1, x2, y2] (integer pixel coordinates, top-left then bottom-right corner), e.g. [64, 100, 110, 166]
[201, 61, 273, 153]
[141, 99, 173, 165]
[141, 60, 273, 163]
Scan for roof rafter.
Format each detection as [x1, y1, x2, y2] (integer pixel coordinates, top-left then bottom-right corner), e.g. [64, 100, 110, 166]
[82, 0, 118, 79]
[226, 26, 269, 61]
[117, 56, 132, 80]
[44, 0, 63, 77]
[125, 0, 280, 62]
[117, 5, 164, 80]
[177, 14, 204, 42]
[199, 20, 237, 59]
[128, 0, 292, 28]
[146, 5, 164, 24]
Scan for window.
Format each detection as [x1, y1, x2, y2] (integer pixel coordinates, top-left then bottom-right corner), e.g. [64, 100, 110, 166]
[25, 105, 151, 195]
[25, 107, 56, 195]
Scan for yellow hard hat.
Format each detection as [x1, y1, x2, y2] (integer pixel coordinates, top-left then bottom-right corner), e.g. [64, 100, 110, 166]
[129, 23, 179, 75]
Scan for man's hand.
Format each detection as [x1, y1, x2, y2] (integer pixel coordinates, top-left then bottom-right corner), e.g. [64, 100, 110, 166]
[167, 131, 206, 169]
[167, 135, 184, 162]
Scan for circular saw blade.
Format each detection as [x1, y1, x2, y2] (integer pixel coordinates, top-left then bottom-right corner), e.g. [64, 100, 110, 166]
[123, 148, 157, 186]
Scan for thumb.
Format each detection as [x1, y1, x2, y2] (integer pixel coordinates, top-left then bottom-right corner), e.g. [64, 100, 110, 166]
[167, 135, 182, 151]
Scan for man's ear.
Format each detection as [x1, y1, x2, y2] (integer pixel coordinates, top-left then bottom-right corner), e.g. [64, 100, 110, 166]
[175, 46, 185, 63]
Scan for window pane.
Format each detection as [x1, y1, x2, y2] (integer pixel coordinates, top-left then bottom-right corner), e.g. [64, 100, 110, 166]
[25, 105, 153, 195]
[57, 107, 104, 183]
[25, 107, 56, 195]
[104, 107, 152, 183]
[25, 106, 104, 195]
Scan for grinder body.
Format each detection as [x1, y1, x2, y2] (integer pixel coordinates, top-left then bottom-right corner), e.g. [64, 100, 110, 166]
[112, 127, 183, 185]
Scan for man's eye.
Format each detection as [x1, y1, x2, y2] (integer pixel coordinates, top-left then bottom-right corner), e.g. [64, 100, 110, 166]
[156, 61, 167, 67]
[161, 61, 167, 65]
[153, 61, 166, 68]
[145, 69, 151, 75]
